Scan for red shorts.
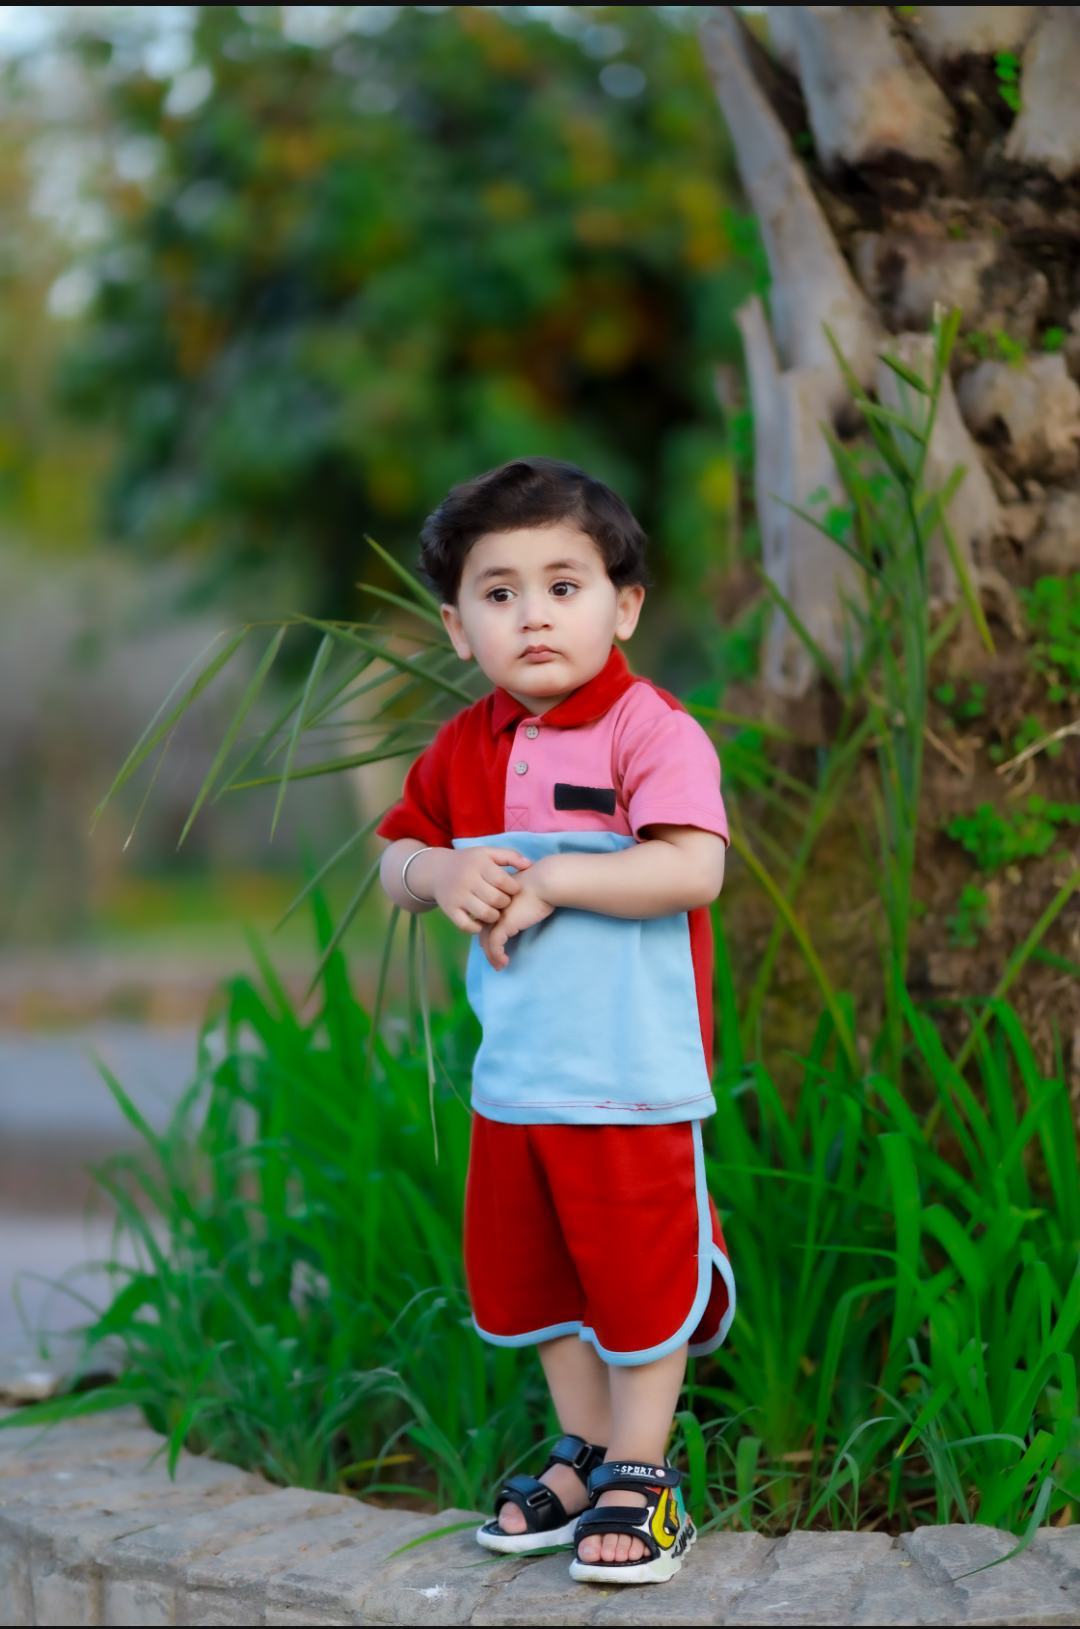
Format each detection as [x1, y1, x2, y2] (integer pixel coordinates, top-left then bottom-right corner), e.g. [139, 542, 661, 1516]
[463, 1116, 734, 1366]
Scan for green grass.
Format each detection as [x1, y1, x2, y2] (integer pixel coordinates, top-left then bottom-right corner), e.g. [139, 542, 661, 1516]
[946, 884, 989, 949]
[47, 895, 549, 1507]
[945, 797, 1080, 873]
[1021, 575, 1080, 704]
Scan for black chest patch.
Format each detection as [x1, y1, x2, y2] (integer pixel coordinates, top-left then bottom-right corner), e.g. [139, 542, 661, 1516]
[554, 782, 617, 816]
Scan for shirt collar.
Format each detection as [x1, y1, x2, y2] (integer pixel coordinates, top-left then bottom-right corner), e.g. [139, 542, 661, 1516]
[490, 645, 636, 735]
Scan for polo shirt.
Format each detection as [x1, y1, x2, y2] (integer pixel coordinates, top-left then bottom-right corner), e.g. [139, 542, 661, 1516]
[378, 646, 729, 1125]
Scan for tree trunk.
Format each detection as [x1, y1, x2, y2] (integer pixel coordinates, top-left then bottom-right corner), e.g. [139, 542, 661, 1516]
[702, 5, 1080, 695]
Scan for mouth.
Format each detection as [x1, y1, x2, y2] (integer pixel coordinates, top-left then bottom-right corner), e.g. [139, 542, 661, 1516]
[522, 646, 559, 663]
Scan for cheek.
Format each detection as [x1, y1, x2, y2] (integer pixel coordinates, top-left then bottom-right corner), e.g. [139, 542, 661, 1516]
[466, 613, 514, 663]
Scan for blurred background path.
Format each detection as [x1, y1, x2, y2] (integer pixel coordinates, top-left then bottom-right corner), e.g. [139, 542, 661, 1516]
[0, 1018, 193, 1362]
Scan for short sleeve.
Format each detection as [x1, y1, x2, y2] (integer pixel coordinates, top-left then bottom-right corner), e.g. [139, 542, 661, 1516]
[376, 721, 456, 849]
[614, 688, 729, 844]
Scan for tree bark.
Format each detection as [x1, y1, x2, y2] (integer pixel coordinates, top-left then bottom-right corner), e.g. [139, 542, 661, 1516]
[702, 5, 1080, 696]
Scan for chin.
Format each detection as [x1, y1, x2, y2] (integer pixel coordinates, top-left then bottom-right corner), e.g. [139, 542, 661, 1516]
[521, 675, 572, 697]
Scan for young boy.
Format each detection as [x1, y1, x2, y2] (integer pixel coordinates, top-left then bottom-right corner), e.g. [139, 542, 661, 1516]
[378, 457, 733, 1586]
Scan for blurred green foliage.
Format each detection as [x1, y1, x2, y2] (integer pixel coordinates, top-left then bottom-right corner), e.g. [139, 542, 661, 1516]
[59, 5, 756, 626]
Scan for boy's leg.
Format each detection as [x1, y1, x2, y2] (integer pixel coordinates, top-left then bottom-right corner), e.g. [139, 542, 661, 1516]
[497, 1334, 610, 1534]
[576, 1342, 687, 1565]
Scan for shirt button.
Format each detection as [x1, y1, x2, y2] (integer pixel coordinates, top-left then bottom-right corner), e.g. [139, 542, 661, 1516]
[525, 724, 539, 739]
[514, 761, 528, 775]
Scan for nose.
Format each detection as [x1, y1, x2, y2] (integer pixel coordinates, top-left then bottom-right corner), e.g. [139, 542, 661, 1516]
[519, 590, 553, 630]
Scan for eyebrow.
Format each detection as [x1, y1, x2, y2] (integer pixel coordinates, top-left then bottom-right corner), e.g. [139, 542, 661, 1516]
[474, 557, 592, 583]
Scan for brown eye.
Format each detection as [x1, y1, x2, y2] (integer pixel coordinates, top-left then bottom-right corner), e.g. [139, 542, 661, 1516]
[488, 587, 514, 603]
[551, 580, 577, 598]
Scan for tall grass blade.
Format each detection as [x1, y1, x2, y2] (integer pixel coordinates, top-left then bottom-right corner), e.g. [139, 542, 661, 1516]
[728, 829, 859, 1074]
[178, 627, 286, 847]
[363, 535, 444, 617]
[277, 808, 389, 930]
[93, 629, 248, 824]
[271, 633, 334, 838]
[419, 917, 438, 1163]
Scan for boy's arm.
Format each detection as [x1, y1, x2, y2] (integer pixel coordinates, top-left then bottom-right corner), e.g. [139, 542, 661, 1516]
[479, 825, 725, 969]
[379, 838, 532, 935]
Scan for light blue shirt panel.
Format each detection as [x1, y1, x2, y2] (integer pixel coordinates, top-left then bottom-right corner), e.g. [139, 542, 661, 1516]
[454, 830, 716, 1125]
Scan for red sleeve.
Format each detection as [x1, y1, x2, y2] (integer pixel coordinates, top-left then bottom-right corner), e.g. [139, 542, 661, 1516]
[376, 719, 457, 849]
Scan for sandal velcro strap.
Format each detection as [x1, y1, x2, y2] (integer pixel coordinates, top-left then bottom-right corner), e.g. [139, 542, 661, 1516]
[587, 1460, 681, 1499]
[492, 1473, 569, 1534]
[545, 1434, 607, 1480]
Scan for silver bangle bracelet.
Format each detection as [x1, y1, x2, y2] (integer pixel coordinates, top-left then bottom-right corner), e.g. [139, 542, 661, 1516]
[401, 846, 436, 905]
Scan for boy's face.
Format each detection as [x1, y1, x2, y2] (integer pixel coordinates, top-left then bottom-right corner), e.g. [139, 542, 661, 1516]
[441, 524, 644, 711]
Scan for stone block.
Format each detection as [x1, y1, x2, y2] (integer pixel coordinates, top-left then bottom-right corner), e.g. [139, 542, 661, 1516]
[263, 1508, 481, 1626]
[101, 1485, 323, 1627]
[0, 1416, 157, 1482]
[356, 1522, 525, 1625]
[181, 1499, 420, 1626]
[591, 1531, 775, 1624]
[0, 1528, 32, 1626]
[725, 1529, 894, 1624]
[1032, 1524, 1080, 1596]
[847, 1544, 961, 1625]
[9, 1458, 260, 1627]
[900, 1524, 1074, 1626]
[470, 1552, 600, 1627]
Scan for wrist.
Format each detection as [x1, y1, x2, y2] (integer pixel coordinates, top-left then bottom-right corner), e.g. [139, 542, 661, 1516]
[527, 854, 560, 905]
[406, 846, 445, 903]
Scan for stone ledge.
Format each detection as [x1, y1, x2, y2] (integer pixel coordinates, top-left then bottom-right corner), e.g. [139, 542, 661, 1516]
[0, 1409, 1076, 1625]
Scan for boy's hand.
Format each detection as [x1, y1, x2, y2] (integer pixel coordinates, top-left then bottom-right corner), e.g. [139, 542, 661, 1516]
[479, 868, 555, 970]
[425, 846, 531, 935]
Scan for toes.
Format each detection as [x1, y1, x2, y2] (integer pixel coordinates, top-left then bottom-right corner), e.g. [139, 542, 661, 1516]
[581, 1523, 647, 1566]
[498, 1506, 526, 1534]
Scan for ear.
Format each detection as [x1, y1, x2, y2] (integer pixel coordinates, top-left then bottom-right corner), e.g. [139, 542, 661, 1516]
[441, 602, 472, 661]
[613, 583, 645, 643]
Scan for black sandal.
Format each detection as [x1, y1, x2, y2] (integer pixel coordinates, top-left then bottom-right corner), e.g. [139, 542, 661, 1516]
[476, 1434, 607, 1552]
[569, 1460, 695, 1584]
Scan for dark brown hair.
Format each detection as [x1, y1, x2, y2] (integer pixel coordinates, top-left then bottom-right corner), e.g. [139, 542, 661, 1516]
[418, 457, 649, 603]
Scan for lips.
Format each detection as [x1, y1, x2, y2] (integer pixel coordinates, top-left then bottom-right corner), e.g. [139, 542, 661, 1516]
[522, 646, 559, 663]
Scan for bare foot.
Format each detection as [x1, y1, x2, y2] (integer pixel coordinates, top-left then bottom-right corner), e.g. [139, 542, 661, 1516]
[497, 1461, 588, 1534]
[575, 1490, 648, 1563]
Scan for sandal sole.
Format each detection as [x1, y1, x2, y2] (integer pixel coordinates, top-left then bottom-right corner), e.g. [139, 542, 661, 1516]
[476, 1516, 580, 1553]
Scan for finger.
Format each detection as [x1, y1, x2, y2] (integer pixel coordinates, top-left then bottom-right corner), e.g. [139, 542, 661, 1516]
[481, 865, 522, 895]
[473, 880, 514, 909]
[465, 895, 502, 924]
[450, 908, 483, 935]
[483, 922, 510, 970]
[483, 848, 531, 870]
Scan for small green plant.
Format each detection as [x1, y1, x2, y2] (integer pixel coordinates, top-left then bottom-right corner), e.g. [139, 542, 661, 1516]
[806, 484, 855, 545]
[1019, 715, 1062, 759]
[934, 679, 986, 726]
[995, 50, 1022, 114]
[968, 327, 1026, 367]
[946, 883, 990, 948]
[945, 795, 1080, 872]
[1021, 575, 1080, 703]
[1043, 327, 1067, 354]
